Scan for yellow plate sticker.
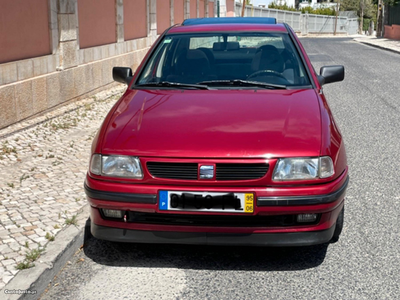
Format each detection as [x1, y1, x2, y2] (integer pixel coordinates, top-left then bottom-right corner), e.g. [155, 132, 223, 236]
[244, 193, 254, 213]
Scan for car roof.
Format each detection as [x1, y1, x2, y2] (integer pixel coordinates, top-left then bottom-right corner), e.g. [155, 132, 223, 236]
[168, 17, 288, 34]
[182, 17, 277, 25]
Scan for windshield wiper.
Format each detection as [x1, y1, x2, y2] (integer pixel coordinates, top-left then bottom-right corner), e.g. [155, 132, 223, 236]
[135, 81, 210, 90]
[197, 80, 287, 89]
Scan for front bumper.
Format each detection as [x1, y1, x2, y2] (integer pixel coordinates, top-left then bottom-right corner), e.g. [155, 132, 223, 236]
[91, 222, 336, 247]
[85, 170, 348, 246]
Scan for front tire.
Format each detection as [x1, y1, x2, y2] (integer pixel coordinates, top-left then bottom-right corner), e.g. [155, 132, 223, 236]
[330, 206, 344, 243]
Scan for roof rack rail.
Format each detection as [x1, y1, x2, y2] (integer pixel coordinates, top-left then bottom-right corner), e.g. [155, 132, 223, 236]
[182, 17, 277, 26]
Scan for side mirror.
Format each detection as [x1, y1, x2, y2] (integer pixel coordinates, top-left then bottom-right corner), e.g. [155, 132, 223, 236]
[318, 65, 345, 86]
[113, 67, 133, 85]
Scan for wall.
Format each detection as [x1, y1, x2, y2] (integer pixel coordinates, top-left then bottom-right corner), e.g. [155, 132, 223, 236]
[157, 0, 171, 34]
[174, 0, 185, 24]
[0, 0, 221, 129]
[209, 1, 215, 17]
[190, 0, 197, 18]
[200, 0, 205, 18]
[124, 0, 147, 40]
[0, 0, 51, 64]
[384, 24, 400, 40]
[78, 0, 116, 49]
[226, 0, 235, 17]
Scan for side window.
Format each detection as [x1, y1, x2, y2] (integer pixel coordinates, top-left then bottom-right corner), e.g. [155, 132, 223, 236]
[137, 39, 172, 83]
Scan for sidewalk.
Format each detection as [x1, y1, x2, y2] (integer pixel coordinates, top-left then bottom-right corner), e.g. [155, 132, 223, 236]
[353, 35, 400, 53]
[0, 85, 125, 296]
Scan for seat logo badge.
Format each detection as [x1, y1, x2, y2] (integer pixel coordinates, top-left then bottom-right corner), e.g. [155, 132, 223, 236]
[199, 165, 214, 179]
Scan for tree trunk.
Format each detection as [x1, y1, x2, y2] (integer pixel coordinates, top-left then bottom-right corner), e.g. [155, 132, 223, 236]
[241, 0, 246, 17]
[359, 1, 364, 34]
[376, 0, 383, 37]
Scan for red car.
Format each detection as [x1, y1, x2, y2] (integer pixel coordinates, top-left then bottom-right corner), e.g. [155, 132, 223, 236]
[85, 17, 348, 246]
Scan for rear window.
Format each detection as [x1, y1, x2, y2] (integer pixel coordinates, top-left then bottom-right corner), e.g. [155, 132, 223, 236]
[136, 32, 311, 88]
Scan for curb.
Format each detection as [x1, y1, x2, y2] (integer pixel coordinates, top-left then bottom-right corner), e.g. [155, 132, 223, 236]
[2, 206, 89, 300]
[355, 39, 400, 55]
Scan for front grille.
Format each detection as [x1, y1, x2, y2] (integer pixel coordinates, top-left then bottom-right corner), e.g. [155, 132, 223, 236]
[146, 162, 269, 181]
[216, 163, 269, 180]
[126, 212, 311, 227]
[147, 162, 198, 180]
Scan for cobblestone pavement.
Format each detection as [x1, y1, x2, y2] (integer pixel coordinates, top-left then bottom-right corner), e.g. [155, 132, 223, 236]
[0, 85, 125, 289]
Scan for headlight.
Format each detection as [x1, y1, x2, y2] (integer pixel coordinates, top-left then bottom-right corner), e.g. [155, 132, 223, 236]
[272, 156, 334, 181]
[89, 154, 143, 179]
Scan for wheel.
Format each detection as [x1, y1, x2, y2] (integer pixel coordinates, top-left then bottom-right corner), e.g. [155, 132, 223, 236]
[247, 69, 287, 81]
[330, 206, 344, 243]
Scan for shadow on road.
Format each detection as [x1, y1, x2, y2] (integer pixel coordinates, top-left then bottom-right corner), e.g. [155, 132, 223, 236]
[83, 220, 329, 271]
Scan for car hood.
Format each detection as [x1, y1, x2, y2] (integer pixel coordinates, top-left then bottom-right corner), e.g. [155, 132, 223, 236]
[101, 89, 322, 158]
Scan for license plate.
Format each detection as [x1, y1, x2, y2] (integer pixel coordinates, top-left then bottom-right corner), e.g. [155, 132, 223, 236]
[159, 191, 254, 213]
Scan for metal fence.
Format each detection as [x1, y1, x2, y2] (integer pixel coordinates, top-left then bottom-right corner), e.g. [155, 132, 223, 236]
[235, 5, 303, 31]
[235, 3, 359, 35]
[346, 18, 359, 35]
[388, 4, 400, 26]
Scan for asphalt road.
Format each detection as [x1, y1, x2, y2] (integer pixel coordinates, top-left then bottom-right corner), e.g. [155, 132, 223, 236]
[40, 38, 400, 300]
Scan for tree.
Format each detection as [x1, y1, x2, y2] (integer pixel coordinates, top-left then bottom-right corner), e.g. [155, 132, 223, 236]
[341, 0, 376, 33]
[341, 0, 375, 19]
[373, 0, 400, 36]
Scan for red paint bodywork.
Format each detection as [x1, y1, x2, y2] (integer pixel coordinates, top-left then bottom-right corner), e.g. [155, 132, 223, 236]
[86, 22, 348, 244]
[102, 89, 322, 158]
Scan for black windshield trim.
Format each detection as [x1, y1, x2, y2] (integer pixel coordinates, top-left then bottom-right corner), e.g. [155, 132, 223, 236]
[135, 81, 210, 90]
[284, 23, 316, 89]
[197, 80, 287, 89]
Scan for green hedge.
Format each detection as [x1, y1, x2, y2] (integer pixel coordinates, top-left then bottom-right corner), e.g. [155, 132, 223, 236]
[301, 6, 336, 16]
[363, 18, 371, 31]
[268, 3, 297, 11]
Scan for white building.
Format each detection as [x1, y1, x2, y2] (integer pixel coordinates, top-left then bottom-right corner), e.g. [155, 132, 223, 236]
[299, 0, 337, 9]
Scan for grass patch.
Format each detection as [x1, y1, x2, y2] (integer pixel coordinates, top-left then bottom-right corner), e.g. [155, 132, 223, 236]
[25, 247, 45, 261]
[45, 232, 55, 241]
[20, 173, 30, 183]
[52, 161, 62, 166]
[65, 214, 78, 226]
[16, 261, 34, 270]
[16, 245, 45, 270]
[0, 142, 17, 155]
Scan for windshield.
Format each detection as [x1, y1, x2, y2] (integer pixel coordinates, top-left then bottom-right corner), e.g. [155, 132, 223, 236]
[136, 32, 311, 88]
